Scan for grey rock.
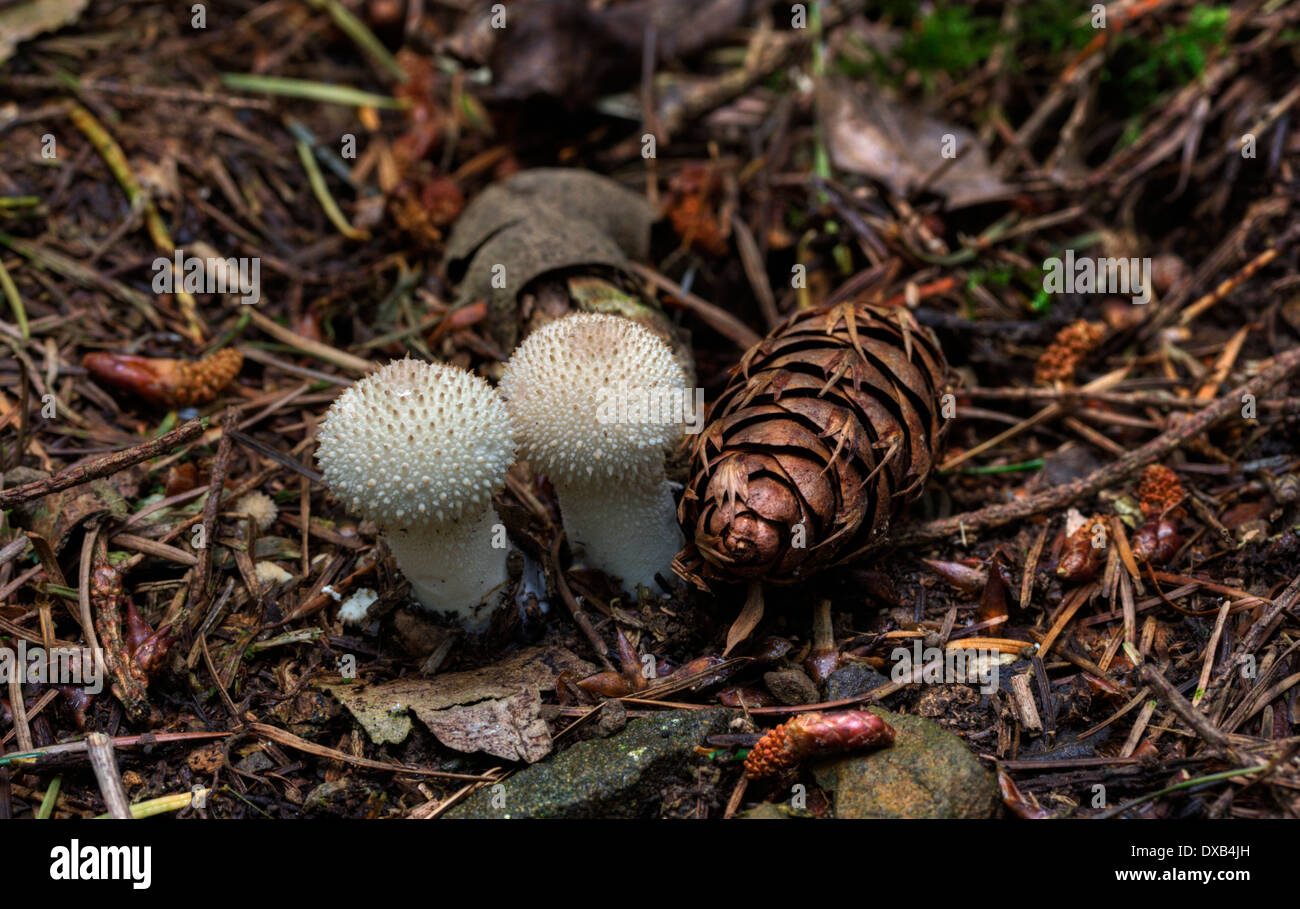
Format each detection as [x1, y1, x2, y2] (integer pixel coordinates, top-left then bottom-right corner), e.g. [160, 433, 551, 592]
[763, 668, 820, 706]
[448, 707, 736, 818]
[825, 662, 891, 701]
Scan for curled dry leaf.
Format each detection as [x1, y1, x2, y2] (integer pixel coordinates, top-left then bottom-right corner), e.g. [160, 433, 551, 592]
[744, 709, 895, 779]
[819, 76, 1010, 208]
[82, 347, 242, 408]
[323, 646, 594, 763]
[91, 538, 169, 723]
[921, 558, 989, 595]
[0, 0, 90, 64]
[997, 768, 1051, 819]
[978, 555, 1010, 623]
[665, 162, 730, 256]
[718, 686, 779, 708]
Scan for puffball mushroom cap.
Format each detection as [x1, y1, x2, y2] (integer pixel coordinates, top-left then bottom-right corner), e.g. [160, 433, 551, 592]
[235, 491, 278, 533]
[499, 313, 686, 484]
[316, 358, 515, 528]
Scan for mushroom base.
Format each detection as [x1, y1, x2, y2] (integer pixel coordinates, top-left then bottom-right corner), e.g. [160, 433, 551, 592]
[385, 508, 508, 632]
[557, 473, 683, 593]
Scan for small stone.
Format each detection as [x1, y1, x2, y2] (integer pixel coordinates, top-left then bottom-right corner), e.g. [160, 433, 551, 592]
[811, 708, 999, 818]
[736, 803, 811, 819]
[763, 668, 820, 706]
[825, 663, 891, 701]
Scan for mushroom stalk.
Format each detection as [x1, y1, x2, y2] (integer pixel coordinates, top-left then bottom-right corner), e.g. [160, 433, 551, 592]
[555, 468, 683, 592]
[385, 509, 507, 632]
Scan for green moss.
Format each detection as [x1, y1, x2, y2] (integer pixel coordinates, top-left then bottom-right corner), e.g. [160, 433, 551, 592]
[1104, 5, 1230, 110]
[850, 1, 1230, 116]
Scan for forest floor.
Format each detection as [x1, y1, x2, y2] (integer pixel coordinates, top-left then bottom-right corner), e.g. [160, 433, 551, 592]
[1, 0, 1299, 819]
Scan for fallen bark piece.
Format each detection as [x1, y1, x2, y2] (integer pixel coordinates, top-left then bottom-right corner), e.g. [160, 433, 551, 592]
[418, 688, 552, 764]
[447, 708, 737, 818]
[322, 646, 594, 762]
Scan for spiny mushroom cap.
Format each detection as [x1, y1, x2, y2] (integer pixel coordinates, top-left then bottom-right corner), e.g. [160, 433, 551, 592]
[500, 313, 687, 485]
[234, 490, 278, 532]
[316, 359, 515, 528]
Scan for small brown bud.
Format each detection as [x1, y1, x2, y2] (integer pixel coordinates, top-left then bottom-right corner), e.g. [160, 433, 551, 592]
[1058, 515, 1106, 581]
[1131, 517, 1182, 565]
[83, 348, 242, 408]
[1035, 320, 1106, 386]
[163, 462, 200, 497]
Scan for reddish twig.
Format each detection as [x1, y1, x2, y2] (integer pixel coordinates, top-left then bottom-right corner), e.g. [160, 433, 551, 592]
[188, 409, 238, 610]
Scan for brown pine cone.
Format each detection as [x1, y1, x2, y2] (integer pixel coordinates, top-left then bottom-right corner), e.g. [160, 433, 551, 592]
[676, 303, 951, 585]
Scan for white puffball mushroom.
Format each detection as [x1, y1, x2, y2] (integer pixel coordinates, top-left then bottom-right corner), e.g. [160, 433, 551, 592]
[500, 313, 686, 593]
[235, 491, 279, 533]
[316, 359, 515, 631]
[254, 561, 293, 586]
[338, 588, 379, 626]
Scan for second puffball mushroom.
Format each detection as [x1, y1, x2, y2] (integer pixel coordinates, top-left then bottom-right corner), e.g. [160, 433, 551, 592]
[500, 313, 689, 592]
[316, 359, 515, 631]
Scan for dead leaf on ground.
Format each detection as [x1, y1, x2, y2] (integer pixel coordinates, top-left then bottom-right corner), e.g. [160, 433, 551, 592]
[819, 77, 1011, 208]
[0, 0, 90, 64]
[322, 645, 595, 763]
[10, 465, 142, 555]
[444, 0, 757, 105]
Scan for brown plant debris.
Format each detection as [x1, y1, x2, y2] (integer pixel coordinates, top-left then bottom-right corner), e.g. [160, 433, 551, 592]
[1137, 463, 1186, 516]
[82, 348, 243, 408]
[1034, 320, 1107, 386]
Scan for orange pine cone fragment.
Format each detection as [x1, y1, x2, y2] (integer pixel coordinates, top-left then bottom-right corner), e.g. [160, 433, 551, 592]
[677, 303, 951, 585]
[1034, 320, 1105, 386]
[83, 348, 242, 408]
[744, 709, 895, 779]
[1137, 464, 1185, 516]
